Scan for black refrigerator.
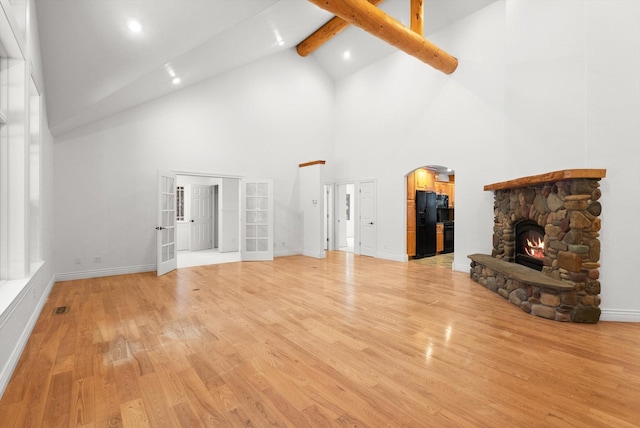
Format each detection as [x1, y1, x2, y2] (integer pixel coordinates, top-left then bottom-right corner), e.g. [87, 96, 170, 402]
[415, 191, 437, 258]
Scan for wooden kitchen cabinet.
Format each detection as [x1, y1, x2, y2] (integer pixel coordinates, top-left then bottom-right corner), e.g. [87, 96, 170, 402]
[434, 176, 455, 208]
[407, 200, 416, 257]
[414, 168, 435, 191]
[407, 171, 416, 257]
[415, 168, 428, 190]
[406, 171, 416, 200]
[436, 223, 444, 253]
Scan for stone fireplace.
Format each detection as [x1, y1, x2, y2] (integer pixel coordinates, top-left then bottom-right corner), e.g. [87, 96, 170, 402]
[468, 169, 606, 323]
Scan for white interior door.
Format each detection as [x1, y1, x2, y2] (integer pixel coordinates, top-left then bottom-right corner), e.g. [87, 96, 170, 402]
[190, 184, 212, 251]
[157, 171, 177, 276]
[242, 179, 273, 261]
[359, 180, 376, 257]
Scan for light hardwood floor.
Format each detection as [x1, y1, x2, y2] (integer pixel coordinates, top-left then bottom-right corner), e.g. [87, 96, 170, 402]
[1, 252, 639, 427]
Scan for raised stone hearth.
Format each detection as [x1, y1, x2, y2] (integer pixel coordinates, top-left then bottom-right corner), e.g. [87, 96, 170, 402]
[469, 169, 606, 323]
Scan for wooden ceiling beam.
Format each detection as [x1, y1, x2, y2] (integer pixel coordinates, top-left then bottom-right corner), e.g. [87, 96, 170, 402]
[297, 0, 385, 57]
[410, 0, 424, 36]
[306, 0, 458, 74]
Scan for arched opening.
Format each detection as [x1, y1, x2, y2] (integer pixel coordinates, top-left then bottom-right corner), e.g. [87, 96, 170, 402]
[405, 165, 455, 266]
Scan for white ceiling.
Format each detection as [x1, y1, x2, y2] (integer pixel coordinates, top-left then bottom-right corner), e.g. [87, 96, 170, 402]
[35, 0, 496, 137]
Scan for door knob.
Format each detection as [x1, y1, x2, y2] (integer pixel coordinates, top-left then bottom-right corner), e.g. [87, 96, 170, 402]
[369, 222, 374, 225]
[190, 219, 195, 223]
[155, 226, 165, 231]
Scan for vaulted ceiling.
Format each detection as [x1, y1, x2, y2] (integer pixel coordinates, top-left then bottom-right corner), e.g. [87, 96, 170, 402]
[35, 0, 496, 137]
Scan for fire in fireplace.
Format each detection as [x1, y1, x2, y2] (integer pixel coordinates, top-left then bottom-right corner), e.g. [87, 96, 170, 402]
[514, 220, 545, 271]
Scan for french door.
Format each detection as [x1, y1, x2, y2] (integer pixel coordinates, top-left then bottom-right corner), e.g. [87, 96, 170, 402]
[241, 179, 273, 261]
[156, 171, 177, 276]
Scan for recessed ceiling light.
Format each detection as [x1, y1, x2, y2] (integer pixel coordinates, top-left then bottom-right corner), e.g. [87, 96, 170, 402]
[127, 19, 143, 34]
[343, 50, 351, 60]
[172, 77, 181, 85]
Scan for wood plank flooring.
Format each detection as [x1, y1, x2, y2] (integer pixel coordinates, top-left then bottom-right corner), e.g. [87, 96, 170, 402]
[1, 252, 639, 427]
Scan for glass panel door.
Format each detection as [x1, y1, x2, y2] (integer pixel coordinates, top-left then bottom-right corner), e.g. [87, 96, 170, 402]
[157, 171, 177, 275]
[242, 179, 273, 261]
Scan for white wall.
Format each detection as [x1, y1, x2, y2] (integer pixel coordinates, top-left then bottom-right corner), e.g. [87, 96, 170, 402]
[584, 0, 640, 320]
[53, 49, 335, 277]
[332, 0, 640, 320]
[333, 1, 506, 266]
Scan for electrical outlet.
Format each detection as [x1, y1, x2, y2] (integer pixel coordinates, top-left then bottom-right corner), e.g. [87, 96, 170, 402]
[94, 256, 101, 263]
[75, 257, 81, 264]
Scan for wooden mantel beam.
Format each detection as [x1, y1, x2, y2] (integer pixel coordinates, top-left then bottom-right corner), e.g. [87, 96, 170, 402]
[297, 0, 385, 57]
[483, 169, 607, 191]
[410, 0, 424, 36]
[306, 0, 458, 74]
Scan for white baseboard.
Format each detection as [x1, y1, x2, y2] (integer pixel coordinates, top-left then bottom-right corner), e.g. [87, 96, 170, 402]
[454, 262, 470, 273]
[274, 250, 300, 257]
[55, 264, 156, 282]
[600, 309, 640, 323]
[375, 252, 407, 262]
[0, 273, 55, 398]
[301, 250, 326, 259]
[55, 254, 305, 281]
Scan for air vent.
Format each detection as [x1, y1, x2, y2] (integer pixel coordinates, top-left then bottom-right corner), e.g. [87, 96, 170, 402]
[53, 306, 68, 315]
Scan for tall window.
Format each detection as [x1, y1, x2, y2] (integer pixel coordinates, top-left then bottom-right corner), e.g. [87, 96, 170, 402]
[176, 186, 185, 221]
[0, 58, 43, 281]
[29, 77, 42, 269]
[0, 0, 44, 309]
[0, 56, 9, 282]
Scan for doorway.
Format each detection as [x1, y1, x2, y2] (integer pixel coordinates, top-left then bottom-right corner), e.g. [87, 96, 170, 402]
[176, 174, 241, 268]
[323, 184, 333, 251]
[406, 165, 455, 266]
[336, 183, 355, 253]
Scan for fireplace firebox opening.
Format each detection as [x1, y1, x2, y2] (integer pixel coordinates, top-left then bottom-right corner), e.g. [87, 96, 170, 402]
[514, 220, 545, 271]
